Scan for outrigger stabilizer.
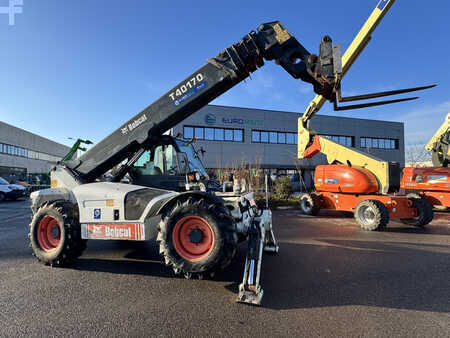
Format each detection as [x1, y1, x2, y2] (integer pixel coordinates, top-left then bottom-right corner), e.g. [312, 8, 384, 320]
[237, 194, 279, 305]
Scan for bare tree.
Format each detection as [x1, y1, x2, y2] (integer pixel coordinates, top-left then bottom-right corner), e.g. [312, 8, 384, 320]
[405, 143, 431, 167]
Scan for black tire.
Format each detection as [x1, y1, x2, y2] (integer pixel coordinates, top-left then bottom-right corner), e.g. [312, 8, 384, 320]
[0, 192, 5, 202]
[157, 196, 238, 279]
[354, 200, 389, 231]
[29, 202, 87, 266]
[400, 198, 434, 227]
[299, 192, 321, 216]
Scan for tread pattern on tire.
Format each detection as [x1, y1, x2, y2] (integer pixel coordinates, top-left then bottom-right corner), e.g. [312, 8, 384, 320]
[157, 195, 238, 279]
[400, 198, 434, 227]
[29, 201, 86, 266]
[299, 192, 321, 216]
[354, 199, 389, 231]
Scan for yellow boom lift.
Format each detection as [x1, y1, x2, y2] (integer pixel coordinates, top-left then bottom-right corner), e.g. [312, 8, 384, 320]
[425, 112, 450, 167]
[297, 0, 435, 230]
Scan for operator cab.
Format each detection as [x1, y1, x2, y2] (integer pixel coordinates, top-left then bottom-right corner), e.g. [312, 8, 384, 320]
[129, 136, 208, 191]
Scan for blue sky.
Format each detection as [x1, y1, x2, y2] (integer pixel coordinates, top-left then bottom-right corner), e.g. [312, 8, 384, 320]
[0, 0, 449, 150]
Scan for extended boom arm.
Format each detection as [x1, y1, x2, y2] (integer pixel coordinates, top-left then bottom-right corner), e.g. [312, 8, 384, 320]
[65, 22, 338, 182]
[298, 0, 435, 158]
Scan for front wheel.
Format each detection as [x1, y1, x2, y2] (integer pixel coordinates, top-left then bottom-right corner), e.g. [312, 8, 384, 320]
[400, 198, 434, 227]
[157, 196, 238, 279]
[354, 200, 389, 231]
[299, 193, 321, 216]
[29, 202, 86, 266]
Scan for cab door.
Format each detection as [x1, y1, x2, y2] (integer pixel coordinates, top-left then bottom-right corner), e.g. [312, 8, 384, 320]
[130, 144, 187, 191]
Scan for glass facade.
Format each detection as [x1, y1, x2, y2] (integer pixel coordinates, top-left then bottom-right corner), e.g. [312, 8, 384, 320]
[320, 134, 354, 147]
[183, 126, 244, 142]
[0, 142, 61, 163]
[360, 137, 398, 149]
[183, 126, 399, 151]
[251, 130, 297, 144]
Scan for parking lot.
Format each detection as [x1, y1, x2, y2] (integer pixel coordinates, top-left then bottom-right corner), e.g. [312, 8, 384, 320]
[1, 199, 449, 336]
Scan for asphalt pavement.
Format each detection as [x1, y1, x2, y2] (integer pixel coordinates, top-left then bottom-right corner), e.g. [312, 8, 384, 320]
[0, 199, 449, 337]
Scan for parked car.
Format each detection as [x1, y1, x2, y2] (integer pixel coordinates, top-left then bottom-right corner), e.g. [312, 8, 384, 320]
[0, 177, 27, 201]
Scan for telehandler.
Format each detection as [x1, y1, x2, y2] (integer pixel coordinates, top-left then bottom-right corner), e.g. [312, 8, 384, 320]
[29, 19, 346, 305]
[296, 0, 435, 230]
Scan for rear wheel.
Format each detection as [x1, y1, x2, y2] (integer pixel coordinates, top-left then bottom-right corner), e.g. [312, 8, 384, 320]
[29, 202, 86, 266]
[299, 192, 321, 216]
[400, 198, 434, 227]
[354, 200, 389, 231]
[157, 196, 238, 279]
[0, 192, 5, 202]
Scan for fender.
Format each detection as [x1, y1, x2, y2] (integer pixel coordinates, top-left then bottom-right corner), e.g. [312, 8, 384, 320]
[30, 187, 76, 213]
[151, 191, 225, 218]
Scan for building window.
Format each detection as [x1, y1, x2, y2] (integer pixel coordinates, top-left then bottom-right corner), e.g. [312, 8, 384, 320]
[195, 127, 204, 140]
[214, 128, 224, 141]
[0, 142, 60, 162]
[205, 128, 214, 140]
[261, 131, 268, 143]
[183, 126, 244, 142]
[252, 131, 260, 143]
[234, 129, 243, 142]
[321, 134, 354, 147]
[183, 126, 193, 139]
[224, 129, 233, 141]
[269, 132, 277, 144]
[252, 130, 297, 145]
[286, 133, 295, 144]
[360, 137, 398, 149]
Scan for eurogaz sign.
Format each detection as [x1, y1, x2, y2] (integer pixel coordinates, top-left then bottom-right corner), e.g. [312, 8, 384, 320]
[205, 114, 263, 126]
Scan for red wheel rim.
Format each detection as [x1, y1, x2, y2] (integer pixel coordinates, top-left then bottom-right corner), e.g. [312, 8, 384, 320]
[37, 216, 61, 252]
[172, 216, 214, 262]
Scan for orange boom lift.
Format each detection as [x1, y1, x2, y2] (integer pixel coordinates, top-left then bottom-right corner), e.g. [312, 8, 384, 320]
[296, 0, 435, 230]
[401, 113, 450, 210]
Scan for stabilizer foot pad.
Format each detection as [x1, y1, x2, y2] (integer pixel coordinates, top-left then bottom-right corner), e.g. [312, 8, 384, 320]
[237, 284, 264, 306]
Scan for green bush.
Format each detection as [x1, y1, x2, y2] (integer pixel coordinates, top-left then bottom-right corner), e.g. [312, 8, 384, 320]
[273, 176, 292, 200]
